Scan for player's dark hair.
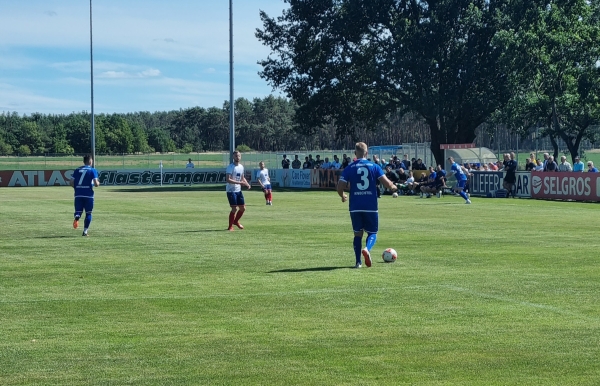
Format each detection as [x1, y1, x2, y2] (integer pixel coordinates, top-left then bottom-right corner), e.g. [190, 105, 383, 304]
[83, 154, 92, 165]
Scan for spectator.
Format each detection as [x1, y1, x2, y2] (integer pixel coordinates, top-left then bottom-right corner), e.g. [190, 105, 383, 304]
[411, 157, 417, 170]
[292, 155, 301, 169]
[322, 157, 332, 169]
[525, 158, 536, 171]
[535, 159, 544, 171]
[573, 156, 585, 172]
[396, 168, 408, 184]
[414, 158, 427, 170]
[384, 165, 399, 184]
[308, 154, 315, 168]
[587, 161, 599, 172]
[503, 153, 518, 198]
[529, 152, 537, 165]
[302, 156, 311, 169]
[184, 158, 194, 186]
[399, 171, 416, 195]
[542, 153, 550, 170]
[314, 155, 324, 169]
[420, 166, 437, 198]
[341, 156, 350, 169]
[545, 156, 558, 172]
[558, 156, 572, 172]
[401, 154, 411, 170]
[281, 154, 291, 169]
[372, 155, 381, 166]
[488, 162, 498, 171]
[332, 155, 341, 169]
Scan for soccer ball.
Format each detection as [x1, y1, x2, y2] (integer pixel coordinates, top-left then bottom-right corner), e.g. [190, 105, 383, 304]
[382, 248, 397, 263]
[392, 192, 398, 198]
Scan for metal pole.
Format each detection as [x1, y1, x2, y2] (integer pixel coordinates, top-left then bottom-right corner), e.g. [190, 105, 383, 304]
[90, 0, 96, 167]
[228, 0, 235, 163]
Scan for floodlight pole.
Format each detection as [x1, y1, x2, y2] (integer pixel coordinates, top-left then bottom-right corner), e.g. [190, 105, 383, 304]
[228, 0, 235, 163]
[89, 0, 96, 167]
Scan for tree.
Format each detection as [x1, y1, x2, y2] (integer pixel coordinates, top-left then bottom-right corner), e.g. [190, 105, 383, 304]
[257, 0, 545, 163]
[497, 0, 600, 161]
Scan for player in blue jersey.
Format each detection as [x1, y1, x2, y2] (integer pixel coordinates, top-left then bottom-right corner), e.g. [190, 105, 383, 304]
[70, 154, 100, 236]
[448, 156, 472, 204]
[337, 142, 398, 268]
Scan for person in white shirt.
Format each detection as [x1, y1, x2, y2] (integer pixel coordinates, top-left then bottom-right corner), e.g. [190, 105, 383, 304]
[226, 151, 251, 231]
[256, 161, 273, 205]
[184, 158, 194, 186]
[558, 156, 572, 172]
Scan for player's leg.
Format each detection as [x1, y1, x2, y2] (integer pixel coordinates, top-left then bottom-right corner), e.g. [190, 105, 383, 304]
[82, 198, 94, 236]
[267, 187, 272, 205]
[227, 192, 238, 230]
[73, 197, 84, 229]
[350, 212, 364, 268]
[456, 180, 471, 203]
[233, 192, 245, 229]
[362, 212, 378, 267]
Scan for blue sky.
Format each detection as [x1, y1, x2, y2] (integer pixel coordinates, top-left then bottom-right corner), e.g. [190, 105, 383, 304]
[0, 0, 287, 115]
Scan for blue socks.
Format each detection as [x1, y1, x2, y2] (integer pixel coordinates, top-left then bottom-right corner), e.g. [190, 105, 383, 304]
[459, 191, 469, 200]
[366, 233, 377, 251]
[84, 213, 92, 229]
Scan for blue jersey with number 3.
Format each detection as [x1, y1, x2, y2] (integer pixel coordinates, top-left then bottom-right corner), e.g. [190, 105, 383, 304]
[340, 158, 384, 212]
[72, 165, 99, 198]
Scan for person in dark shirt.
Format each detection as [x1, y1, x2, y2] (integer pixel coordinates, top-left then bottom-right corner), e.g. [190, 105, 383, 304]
[414, 158, 427, 170]
[302, 157, 311, 169]
[292, 155, 301, 169]
[525, 158, 536, 171]
[545, 156, 558, 172]
[503, 152, 518, 197]
[281, 155, 291, 169]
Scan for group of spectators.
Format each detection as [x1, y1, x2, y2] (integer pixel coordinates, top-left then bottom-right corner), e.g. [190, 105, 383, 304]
[523, 152, 598, 173]
[282, 154, 346, 170]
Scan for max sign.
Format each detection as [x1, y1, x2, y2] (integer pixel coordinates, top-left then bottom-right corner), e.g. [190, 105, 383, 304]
[530, 171, 600, 201]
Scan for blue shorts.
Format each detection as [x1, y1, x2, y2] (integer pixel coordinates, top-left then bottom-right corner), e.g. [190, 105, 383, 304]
[262, 184, 272, 191]
[74, 196, 94, 214]
[350, 211, 379, 233]
[456, 179, 467, 189]
[227, 191, 245, 206]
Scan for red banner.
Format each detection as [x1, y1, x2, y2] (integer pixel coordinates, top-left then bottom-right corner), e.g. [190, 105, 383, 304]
[440, 143, 476, 150]
[531, 171, 600, 201]
[0, 170, 74, 187]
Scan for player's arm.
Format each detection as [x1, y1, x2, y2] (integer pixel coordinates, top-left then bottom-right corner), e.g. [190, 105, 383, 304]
[336, 179, 349, 202]
[93, 178, 100, 187]
[240, 175, 251, 190]
[378, 175, 398, 191]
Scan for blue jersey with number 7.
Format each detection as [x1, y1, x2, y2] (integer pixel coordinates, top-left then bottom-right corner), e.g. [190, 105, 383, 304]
[339, 158, 384, 212]
[72, 165, 99, 198]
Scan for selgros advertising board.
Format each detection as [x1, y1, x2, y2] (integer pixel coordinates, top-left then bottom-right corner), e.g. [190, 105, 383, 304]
[469, 171, 531, 198]
[531, 171, 600, 201]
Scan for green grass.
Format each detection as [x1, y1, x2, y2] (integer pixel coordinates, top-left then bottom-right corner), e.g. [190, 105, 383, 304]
[1, 187, 600, 385]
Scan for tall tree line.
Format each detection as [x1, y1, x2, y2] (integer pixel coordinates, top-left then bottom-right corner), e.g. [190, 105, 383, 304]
[0, 96, 443, 156]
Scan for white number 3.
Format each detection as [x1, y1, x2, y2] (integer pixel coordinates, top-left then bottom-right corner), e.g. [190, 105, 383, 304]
[357, 167, 369, 190]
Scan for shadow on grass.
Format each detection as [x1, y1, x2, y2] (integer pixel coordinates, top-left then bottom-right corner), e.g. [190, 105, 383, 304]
[268, 266, 351, 273]
[112, 185, 315, 193]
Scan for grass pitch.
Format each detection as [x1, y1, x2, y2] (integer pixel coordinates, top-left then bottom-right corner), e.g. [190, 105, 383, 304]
[1, 187, 599, 385]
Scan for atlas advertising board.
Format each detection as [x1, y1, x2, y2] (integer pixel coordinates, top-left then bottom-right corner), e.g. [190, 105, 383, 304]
[0, 169, 230, 187]
[469, 171, 531, 198]
[531, 171, 600, 201]
[0, 170, 74, 187]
